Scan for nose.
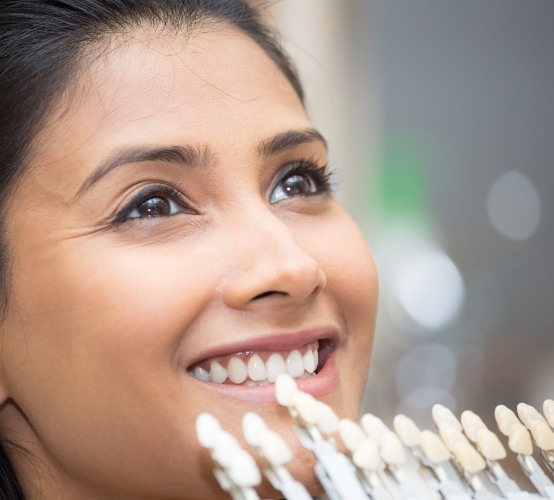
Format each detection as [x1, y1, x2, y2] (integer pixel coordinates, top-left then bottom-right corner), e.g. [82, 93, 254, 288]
[221, 207, 326, 310]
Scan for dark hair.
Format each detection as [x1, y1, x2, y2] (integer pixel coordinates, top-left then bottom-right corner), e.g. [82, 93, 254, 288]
[0, 1, 303, 497]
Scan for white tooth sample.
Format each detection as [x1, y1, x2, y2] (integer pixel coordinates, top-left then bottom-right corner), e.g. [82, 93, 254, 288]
[193, 366, 210, 382]
[529, 420, 554, 451]
[266, 353, 286, 382]
[476, 429, 506, 461]
[420, 430, 451, 465]
[339, 418, 366, 453]
[361, 414, 389, 444]
[227, 357, 248, 384]
[353, 437, 381, 472]
[293, 391, 320, 425]
[302, 349, 316, 373]
[286, 350, 305, 378]
[380, 431, 406, 466]
[227, 448, 262, 488]
[453, 441, 486, 475]
[439, 423, 469, 452]
[247, 354, 266, 382]
[275, 373, 298, 407]
[544, 399, 554, 427]
[508, 422, 533, 456]
[213, 430, 241, 467]
[259, 429, 293, 466]
[209, 361, 227, 384]
[432, 404, 462, 432]
[517, 402, 548, 429]
[495, 404, 520, 436]
[196, 413, 222, 449]
[393, 414, 421, 448]
[461, 410, 488, 443]
[316, 401, 339, 436]
[242, 412, 267, 448]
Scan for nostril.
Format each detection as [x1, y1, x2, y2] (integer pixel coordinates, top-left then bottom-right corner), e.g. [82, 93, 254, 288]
[252, 290, 285, 300]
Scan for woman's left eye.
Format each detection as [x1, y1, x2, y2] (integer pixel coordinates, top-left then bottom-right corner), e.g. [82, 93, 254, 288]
[269, 162, 333, 204]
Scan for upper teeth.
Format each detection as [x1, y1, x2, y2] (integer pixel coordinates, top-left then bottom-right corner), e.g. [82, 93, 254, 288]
[188, 342, 319, 385]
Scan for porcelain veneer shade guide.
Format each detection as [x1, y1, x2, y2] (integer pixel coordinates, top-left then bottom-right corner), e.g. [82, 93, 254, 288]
[198, 379, 554, 499]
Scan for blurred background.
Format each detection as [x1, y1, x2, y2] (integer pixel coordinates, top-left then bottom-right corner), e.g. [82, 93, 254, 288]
[264, 0, 554, 432]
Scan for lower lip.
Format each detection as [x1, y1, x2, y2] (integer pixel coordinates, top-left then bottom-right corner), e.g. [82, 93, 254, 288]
[194, 351, 338, 403]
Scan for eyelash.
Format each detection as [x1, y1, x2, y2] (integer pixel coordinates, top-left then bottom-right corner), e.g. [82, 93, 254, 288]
[111, 158, 334, 225]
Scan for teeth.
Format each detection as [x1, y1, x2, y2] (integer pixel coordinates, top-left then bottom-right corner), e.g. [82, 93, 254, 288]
[227, 357, 247, 384]
[286, 350, 305, 378]
[303, 349, 316, 373]
[193, 366, 210, 382]
[247, 354, 266, 382]
[266, 353, 286, 382]
[210, 361, 227, 384]
[190, 343, 320, 385]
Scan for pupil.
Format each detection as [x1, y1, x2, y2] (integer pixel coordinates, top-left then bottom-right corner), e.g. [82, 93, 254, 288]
[139, 197, 170, 217]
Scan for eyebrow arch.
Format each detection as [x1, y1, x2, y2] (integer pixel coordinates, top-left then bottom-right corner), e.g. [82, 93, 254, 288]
[76, 144, 212, 196]
[257, 128, 327, 158]
[75, 128, 326, 197]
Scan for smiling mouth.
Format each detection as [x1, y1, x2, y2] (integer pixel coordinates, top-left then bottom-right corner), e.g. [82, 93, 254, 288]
[187, 340, 333, 386]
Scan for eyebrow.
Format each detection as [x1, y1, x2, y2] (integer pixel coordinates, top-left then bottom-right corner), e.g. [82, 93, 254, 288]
[257, 128, 327, 158]
[76, 127, 327, 196]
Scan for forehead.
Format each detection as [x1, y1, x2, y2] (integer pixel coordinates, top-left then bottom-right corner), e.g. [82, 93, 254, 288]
[30, 24, 307, 179]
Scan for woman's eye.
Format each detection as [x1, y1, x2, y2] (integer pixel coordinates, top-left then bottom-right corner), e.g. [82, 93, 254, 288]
[269, 163, 332, 204]
[114, 186, 192, 224]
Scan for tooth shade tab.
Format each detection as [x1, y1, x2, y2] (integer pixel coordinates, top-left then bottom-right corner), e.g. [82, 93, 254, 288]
[315, 401, 339, 435]
[432, 404, 462, 432]
[529, 420, 554, 451]
[293, 391, 320, 425]
[439, 423, 469, 452]
[339, 419, 366, 453]
[495, 405, 521, 436]
[508, 423, 533, 456]
[196, 413, 223, 449]
[259, 429, 293, 466]
[242, 412, 267, 448]
[453, 441, 486, 475]
[420, 430, 451, 465]
[212, 431, 242, 468]
[461, 410, 488, 442]
[517, 402, 549, 429]
[361, 414, 390, 444]
[227, 448, 262, 488]
[476, 429, 507, 460]
[393, 414, 421, 447]
[380, 431, 406, 466]
[275, 373, 298, 407]
[353, 437, 381, 472]
[544, 399, 554, 427]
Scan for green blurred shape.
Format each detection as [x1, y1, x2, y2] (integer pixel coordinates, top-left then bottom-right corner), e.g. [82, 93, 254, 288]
[376, 138, 429, 221]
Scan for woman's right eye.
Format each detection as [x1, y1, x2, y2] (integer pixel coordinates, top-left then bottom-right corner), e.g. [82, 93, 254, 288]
[113, 185, 194, 225]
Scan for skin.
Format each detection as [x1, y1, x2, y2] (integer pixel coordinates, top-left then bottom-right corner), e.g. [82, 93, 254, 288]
[0, 23, 377, 499]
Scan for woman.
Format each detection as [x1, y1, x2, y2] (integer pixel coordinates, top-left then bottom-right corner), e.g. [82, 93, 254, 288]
[0, 0, 378, 498]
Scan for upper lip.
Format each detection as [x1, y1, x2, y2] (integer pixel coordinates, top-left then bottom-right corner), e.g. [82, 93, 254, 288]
[185, 326, 339, 370]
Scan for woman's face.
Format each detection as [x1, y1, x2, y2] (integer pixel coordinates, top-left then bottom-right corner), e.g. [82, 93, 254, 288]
[0, 25, 377, 499]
